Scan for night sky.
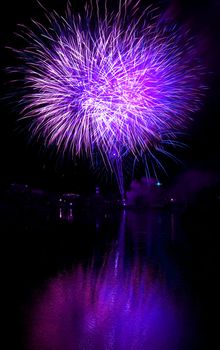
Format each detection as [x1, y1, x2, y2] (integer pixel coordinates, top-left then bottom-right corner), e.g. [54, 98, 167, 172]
[0, 0, 220, 194]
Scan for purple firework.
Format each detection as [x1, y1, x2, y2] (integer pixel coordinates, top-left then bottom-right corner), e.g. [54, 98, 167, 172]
[11, 0, 206, 170]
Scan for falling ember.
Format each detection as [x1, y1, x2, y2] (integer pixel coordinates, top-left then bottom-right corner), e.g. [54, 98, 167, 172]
[9, 0, 206, 194]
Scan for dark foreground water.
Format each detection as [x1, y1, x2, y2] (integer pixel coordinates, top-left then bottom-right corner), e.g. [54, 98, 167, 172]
[1, 190, 219, 350]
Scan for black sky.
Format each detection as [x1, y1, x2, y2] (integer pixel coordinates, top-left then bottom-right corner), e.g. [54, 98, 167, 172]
[0, 0, 220, 194]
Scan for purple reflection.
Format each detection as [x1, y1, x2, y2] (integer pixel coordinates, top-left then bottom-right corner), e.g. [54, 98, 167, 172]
[27, 250, 188, 349]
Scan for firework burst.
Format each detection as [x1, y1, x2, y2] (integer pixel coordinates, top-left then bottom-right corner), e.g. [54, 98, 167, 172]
[10, 0, 206, 182]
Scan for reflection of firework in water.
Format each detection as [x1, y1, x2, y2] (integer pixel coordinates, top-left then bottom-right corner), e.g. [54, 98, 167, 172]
[11, 0, 206, 186]
[26, 212, 195, 349]
[28, 251, 187, 350]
